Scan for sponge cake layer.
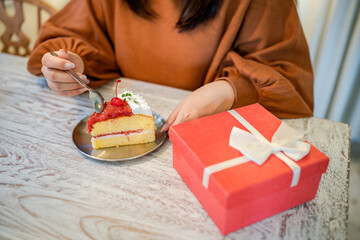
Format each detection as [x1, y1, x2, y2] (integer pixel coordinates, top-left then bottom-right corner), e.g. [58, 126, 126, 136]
[91, 130, 155, 149]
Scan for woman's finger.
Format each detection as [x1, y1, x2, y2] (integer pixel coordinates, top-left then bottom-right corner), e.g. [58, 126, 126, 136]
[47, 80, 88, 91]
[162, 103, 199, 132]
[161, 101, 183, 132]
[42, 66, 88, 83]
[167, 102, 182, 124]
[43, 67, 88, 91]
[171, 108, 198, 127]
[53, 88, 87, 97]
[42, 52, 76, 70]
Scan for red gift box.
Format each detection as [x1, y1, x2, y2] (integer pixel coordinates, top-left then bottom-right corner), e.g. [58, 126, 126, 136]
[169, 103, 329, 235]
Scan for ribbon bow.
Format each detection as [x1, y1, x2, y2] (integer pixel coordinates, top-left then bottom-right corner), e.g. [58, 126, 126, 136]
[201, 109, 311, 189]
[229, 122, 311, 166]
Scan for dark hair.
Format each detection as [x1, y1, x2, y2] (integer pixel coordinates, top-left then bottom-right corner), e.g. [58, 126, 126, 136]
[123, 0, 222, 32]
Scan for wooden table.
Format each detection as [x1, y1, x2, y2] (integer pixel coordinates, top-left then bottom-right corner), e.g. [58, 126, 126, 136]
[0, 53, 351, 239]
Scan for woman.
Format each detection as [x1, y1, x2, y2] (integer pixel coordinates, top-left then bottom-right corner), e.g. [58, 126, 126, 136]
[27, 0, 314, 130]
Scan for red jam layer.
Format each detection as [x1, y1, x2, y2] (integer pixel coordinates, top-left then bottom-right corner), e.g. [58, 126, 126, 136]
[87, 101, 133, 133]
[93, 129, 143, 139]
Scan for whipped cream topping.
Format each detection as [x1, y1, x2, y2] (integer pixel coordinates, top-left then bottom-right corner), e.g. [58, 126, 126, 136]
[117, 91, 153, 117]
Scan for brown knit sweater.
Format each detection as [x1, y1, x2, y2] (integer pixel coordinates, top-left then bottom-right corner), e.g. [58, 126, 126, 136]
[27, 0, 314, 118]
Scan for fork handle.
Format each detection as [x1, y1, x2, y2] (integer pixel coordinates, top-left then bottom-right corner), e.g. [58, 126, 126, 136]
[66, 68, 91, 90]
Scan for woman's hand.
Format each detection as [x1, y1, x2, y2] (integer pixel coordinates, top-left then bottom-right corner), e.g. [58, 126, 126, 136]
[41, 49, 88, 96]
[162, 80, 235, 131]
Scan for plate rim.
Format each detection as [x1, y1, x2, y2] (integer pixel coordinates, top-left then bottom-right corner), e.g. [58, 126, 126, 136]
[72, 112, 167, 162]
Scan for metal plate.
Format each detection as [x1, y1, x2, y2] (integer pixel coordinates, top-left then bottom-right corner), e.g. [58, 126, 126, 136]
[72, 112, 167, 161]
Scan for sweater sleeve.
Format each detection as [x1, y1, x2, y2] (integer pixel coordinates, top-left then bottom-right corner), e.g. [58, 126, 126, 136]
[216, 0, 314, 118]
[27, 0, 119, 89]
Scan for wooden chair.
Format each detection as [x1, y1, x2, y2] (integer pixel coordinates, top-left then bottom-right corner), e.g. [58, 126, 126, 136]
[0, 0, 56, 56]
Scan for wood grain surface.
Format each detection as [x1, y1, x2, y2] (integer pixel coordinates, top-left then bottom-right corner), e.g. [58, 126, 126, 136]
[0, 53, 350, 239]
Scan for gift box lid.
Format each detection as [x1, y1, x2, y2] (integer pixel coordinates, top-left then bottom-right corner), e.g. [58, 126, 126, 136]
[169, 104, 330, 209]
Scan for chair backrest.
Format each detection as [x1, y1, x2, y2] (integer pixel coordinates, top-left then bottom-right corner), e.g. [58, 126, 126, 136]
[0, 0, 56, 56]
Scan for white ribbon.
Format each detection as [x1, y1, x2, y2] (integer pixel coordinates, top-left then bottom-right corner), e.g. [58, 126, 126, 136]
[202, 109, 311, 189]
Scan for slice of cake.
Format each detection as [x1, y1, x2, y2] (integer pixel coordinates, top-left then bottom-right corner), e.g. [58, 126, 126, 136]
[87, 80, 156, 149]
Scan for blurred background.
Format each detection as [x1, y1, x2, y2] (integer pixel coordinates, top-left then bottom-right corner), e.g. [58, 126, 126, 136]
[0, 0, 359, 239]
[297, 1, 360, 239]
